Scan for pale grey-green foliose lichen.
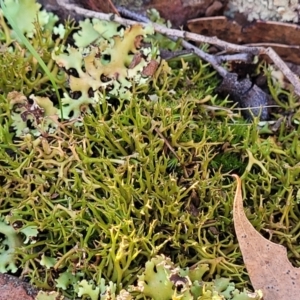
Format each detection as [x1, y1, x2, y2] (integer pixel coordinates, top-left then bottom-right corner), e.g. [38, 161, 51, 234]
[225, 0, 299, 22]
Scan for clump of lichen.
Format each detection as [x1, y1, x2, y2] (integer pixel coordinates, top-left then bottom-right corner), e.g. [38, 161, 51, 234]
[0, 0, 69, 95]
[225, 0, 299, 22]
[52, 18, 160, 120]
[133, 255, 263, 300]
[0, 217, 22, 273]
[1, 0, 160, 137]
[1, 70, 244, 292]
[2, 0, 300, 299]
[2, 59, 300, 297]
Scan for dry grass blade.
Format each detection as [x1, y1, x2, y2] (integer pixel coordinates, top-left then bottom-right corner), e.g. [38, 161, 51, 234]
[232, 174, 300, 300]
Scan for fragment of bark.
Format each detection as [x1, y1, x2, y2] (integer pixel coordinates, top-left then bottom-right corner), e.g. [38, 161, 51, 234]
[79, 0, 228, 27]
[187, 17, 300, 65]
[0, 273, 70, 300]
[0, 274, 38, 300]
[77, 0, 119, 14]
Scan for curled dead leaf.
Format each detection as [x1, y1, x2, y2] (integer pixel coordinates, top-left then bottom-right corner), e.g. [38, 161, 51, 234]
[233, 174, 300, 300]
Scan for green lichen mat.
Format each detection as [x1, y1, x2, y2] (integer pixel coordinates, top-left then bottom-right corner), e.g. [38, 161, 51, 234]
[1, 0, 300, 299]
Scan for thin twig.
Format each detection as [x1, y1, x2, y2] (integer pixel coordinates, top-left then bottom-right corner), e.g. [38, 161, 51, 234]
[180, 39, 228, 77]
[244, 43, 300, 49]
[262, 47, 300, 95]
[57, 0, 300, 96]
[216, 53, 254, 63]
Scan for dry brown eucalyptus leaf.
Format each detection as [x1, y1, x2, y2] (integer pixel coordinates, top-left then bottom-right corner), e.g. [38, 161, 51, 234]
[233, 174, 300, 300]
